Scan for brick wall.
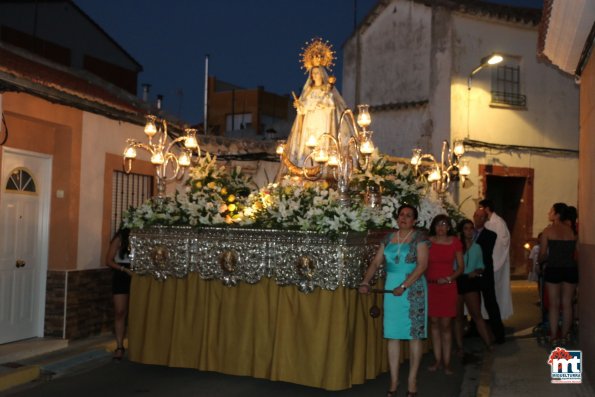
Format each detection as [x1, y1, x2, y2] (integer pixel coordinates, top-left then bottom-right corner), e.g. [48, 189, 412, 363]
[45, 268, 113, 339]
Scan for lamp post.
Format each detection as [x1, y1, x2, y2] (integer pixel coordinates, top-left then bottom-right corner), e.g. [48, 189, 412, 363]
[276, 104, 375, 206]
[123, 115, 202, 198]
[410, 140, 470, 193]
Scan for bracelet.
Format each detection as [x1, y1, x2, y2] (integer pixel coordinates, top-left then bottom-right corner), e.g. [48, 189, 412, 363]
[400, 283, 407, 291]
[359, 281, 369, 286]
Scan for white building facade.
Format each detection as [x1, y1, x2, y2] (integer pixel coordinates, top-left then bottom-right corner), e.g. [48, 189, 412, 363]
[343, 0, 579, 272]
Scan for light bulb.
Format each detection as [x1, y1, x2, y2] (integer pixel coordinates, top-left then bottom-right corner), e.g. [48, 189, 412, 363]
[306, 134, 317, 149]
[428, 167, 441, 182]
[276, 144, 285, 155]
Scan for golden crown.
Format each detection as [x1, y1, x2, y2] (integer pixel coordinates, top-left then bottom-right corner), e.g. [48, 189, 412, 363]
[300, 37, 335, 71]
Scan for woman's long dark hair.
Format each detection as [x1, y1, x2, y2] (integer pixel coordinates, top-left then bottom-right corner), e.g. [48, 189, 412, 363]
[457, 219, 474, 253]
[117, 228, 131, 258]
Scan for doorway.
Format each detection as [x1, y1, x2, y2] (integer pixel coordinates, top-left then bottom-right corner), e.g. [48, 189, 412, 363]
[480, 165, 533, 277]
[0, 148, 52, 343]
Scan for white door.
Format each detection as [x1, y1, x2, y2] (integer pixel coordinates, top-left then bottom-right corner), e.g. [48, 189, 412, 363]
[0, 148, 51, 344]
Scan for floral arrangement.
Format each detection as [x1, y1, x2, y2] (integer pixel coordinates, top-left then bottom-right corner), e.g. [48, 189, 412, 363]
[176, 153, 255, 226]
[122, 153, 462, 233]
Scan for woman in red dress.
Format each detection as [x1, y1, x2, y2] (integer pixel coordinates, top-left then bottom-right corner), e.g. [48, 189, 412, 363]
[427, 214, 464, 374]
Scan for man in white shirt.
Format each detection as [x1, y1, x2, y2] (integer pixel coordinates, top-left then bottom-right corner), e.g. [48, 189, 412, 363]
[479, 199, 513, 320]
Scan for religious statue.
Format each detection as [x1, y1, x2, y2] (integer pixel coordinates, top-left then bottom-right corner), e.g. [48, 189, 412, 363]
[277, 38, 352, 180]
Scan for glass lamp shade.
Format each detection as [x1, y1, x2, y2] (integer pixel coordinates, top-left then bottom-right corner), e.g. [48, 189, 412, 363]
[360, 140, 374, 155]
[460, 160, 471, 176]
[276, 143, 285, 155]
[327, 153, 340, 167]
[184, 129, 198, 148]
[151, 152, 165, 165]
[427, 166, 441, 182]
[144, 116, 158, 138]
[313, 149, 329, 163]
[356, 104, 371, 128]
[306, 134, 318, 149]
[124, 146, 137, 159]
[178, 151, 191, 167]
[453, 140, 465, 157]
[410, 148, 422, 166]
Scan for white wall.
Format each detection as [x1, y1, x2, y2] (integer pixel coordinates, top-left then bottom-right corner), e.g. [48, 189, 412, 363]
[451, 14, 579, 234]
[76, 113, 147, 270]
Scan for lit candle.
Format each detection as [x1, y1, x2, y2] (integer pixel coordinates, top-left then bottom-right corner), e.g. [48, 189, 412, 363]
[306, 134, 318, 149]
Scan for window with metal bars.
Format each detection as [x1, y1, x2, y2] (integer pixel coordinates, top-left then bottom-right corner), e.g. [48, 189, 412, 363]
[111, 171, 153, 236]
[491, 64, 526, 108]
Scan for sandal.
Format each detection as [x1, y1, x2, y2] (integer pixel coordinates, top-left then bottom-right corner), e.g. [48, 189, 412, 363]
[113, 346, 125, 361]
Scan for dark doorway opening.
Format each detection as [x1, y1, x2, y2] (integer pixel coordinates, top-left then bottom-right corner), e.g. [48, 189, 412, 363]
[480, 166, 534, 277]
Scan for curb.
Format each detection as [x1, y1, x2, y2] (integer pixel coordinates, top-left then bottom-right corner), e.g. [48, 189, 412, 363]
[0, 365, 40, 392]
[476, 349, 494, 397]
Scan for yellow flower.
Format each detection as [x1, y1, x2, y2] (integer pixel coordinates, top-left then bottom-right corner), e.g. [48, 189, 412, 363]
[227, 194, 236, 203]
[194, 181, 202, 188]
[320, 180, 329, 189]
[283, 187, 292, 195]
[253, 201, 263, 210]
[207, 181, 216, 189]
[228, 203, 237, 212]
[221, 187, 228, 195]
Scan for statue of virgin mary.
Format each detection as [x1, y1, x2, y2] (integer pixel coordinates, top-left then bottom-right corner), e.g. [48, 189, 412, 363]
[276, 38, 352, 180]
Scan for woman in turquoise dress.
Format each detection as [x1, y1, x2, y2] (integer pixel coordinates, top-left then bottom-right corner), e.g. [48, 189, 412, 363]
[359, 204, 429, 397]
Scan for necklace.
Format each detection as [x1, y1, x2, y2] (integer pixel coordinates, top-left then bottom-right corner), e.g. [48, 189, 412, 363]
[395, 229, 414, 263]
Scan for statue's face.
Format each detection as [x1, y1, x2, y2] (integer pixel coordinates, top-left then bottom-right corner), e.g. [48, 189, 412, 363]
[311, 67, 323, 86]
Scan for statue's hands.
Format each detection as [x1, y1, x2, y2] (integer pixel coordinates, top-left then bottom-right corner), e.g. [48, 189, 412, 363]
[293, 99, 304, 114]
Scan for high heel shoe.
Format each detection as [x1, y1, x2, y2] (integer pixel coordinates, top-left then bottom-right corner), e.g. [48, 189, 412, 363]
[113, 346, 125, 361]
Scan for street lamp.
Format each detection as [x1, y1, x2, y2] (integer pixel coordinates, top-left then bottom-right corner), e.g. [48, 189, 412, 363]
[123, 115, 202, 197]
[468, 53, 504, 89]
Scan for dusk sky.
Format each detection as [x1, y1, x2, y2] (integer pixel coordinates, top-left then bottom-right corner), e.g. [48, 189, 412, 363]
[74, 0, 543, 124]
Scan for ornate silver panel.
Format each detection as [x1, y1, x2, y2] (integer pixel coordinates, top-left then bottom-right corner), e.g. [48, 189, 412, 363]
[130, 226, 383, 291]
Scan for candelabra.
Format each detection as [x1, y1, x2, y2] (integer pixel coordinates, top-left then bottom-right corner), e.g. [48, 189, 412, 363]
[410, 140, 470, 193]
[276, 104, 375, 206]
[123, 115, 201, 197]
